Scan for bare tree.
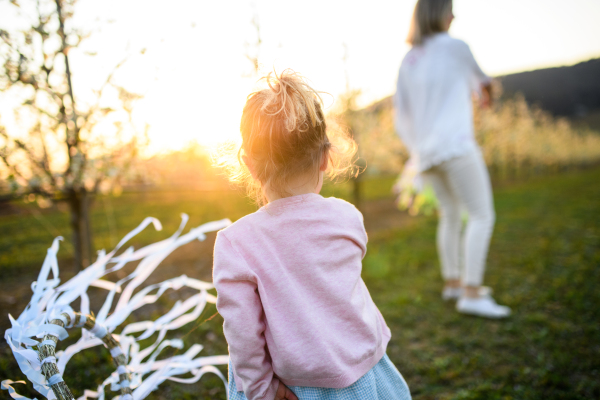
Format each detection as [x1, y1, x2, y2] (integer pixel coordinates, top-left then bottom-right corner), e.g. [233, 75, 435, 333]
[0, 0, 146, 269]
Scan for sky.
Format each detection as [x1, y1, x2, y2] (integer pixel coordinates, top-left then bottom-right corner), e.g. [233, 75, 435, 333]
[2, 0, 600, 153]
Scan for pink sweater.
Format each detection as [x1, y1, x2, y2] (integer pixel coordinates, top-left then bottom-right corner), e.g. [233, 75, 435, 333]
[213, 193, 391, 400]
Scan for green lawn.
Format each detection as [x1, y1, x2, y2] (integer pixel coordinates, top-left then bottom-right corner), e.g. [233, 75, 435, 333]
[362, 168, 600, 399]
[1, 168, 599, 399]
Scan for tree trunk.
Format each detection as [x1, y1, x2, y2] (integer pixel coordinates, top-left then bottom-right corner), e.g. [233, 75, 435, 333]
[352, 175, 361, 210]
[352, 157, 366, 211]
[68, 189, 93, 270]
[348, 121, 363, 211]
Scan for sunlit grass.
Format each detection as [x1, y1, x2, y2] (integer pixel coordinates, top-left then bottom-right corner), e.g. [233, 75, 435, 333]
[362, 167, 600, 399]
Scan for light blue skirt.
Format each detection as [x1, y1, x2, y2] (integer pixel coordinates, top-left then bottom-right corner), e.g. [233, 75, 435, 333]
[228, 354, 411, 400]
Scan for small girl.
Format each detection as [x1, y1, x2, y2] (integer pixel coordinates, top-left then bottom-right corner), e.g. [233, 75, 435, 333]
[213, 71, 411, 400]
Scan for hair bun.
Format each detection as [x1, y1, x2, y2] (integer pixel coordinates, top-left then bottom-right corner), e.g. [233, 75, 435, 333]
[261, 70, 323, 134]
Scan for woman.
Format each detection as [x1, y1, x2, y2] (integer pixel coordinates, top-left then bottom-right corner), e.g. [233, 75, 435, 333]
[394, 0, 510, 318]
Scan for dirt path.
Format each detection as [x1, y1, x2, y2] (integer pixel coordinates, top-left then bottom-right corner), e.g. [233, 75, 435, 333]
[362, 197, 414, 235]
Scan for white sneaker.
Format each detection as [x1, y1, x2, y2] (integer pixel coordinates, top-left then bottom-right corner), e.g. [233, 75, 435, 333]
[442, 286, 493, 301]
[456, 295, 511, 318]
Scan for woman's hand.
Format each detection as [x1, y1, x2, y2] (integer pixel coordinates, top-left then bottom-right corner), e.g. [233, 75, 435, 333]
[274, 381, 298, 400]
[481, 83, 493, 108]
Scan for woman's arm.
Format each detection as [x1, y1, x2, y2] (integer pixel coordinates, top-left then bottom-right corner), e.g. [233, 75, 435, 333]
[393, 67, 415, 151]
[457, 40, 493, 108]
[213, 232, 280, 400]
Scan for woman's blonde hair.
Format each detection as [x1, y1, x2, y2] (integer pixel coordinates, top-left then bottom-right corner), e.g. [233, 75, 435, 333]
[406, 0, 453, 46]
[216, 70, 357, 205]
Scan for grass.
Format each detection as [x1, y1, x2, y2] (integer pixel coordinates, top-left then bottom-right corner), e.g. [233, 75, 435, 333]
[0, 189, 256, 277]
[0, 177, 390, 277]
[1, 167, 599, 399]
[362, 167, 600, 399]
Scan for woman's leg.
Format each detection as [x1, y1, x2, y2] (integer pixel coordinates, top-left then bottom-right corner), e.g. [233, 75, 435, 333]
[443, 151, 495, 289]
[429, 152, 509, 317]
[422, 167, 462, 285]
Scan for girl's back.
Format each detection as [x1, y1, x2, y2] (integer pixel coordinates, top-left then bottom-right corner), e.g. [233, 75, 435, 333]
[214, 193, 390, 390]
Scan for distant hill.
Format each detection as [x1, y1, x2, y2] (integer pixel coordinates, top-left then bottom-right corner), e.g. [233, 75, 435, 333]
[498, 58, 600, 128]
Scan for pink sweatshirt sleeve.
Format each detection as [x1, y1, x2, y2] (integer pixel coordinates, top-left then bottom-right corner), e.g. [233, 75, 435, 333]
[213, 232, 279, 400]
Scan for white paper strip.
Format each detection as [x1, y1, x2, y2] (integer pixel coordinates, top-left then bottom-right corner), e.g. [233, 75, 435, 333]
[3, 214, 232, 400]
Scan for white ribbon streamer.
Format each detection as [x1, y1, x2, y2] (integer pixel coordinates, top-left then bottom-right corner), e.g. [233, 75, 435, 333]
[41, 356, 57, 365]
[47, 375, 63, 385]
[88, 324, 107, 339]
[1, 380, 39, 400]
[3, 215, 232, 400]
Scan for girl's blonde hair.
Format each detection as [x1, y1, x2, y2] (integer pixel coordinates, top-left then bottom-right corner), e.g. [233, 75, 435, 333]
[406, 0, 453, 46]
[217, 70, 357, 205]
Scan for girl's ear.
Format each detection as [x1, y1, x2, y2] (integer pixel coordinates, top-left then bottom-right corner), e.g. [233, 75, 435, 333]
[319, 149, 329, 172]
[243, 155, 259, 180]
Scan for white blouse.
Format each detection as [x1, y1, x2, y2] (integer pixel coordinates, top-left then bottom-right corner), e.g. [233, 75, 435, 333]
[394, 33, 491, 172]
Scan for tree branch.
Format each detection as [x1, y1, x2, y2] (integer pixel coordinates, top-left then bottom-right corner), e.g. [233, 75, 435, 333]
[11, 135, 57, 190]
[79, 56, 128, 134]
[55, 0, 79, 146]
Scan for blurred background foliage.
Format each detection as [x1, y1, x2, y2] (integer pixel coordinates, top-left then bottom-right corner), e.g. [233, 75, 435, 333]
[346, 84, 600, 178]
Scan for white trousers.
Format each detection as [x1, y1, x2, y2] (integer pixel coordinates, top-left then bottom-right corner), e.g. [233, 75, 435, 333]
[421, 150, 495, 287]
